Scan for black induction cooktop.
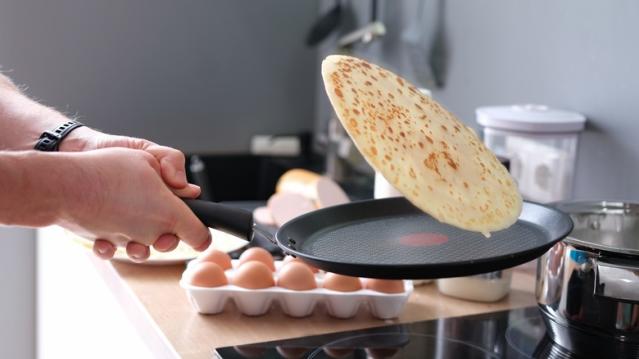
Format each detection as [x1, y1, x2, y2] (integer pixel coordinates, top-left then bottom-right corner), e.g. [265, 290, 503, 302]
[215, 306, 580, 358]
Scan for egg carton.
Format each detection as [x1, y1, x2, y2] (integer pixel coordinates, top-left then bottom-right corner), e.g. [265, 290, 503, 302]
[180, 260, 413, 319]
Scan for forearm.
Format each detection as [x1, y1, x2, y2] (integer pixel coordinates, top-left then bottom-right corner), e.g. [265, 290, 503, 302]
[0, 73, 73, 151]
[0, 151, 84, 227]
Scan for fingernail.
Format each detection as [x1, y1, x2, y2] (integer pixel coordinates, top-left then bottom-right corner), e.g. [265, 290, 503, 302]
[96, 245, 108, 255]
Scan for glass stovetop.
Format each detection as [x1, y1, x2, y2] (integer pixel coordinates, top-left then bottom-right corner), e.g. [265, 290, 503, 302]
[215, 306, 580, 358]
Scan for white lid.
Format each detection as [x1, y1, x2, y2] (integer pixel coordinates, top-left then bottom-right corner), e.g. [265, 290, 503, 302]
[476, 104, 586, 133]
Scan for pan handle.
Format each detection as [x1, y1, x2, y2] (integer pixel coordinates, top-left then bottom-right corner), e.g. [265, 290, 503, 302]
[183, 199, 254, 241]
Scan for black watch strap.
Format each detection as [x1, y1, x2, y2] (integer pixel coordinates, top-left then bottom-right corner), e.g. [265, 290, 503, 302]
[34, 120, 84, 151]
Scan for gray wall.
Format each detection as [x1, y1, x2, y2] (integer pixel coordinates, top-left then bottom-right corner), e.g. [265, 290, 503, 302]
[317, 0, 639, 200]
[0, 0, 319, 154]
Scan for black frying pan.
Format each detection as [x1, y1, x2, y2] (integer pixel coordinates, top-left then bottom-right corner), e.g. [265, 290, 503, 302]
[184, 197, 573, 279]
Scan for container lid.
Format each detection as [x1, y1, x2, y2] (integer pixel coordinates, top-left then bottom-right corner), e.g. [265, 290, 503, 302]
[476, 104, 586, 133]
[554, 201, 639, 256]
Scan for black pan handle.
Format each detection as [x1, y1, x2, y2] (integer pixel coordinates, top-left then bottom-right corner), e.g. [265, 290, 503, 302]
[183, 199, 254, 241]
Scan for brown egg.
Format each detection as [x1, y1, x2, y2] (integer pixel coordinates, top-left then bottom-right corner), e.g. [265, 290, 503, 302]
[231, 261, 275, 289]
[277, 262, 317, 291]
[198, 249, 232, 270]
[363, 278, 405, 294]
[185, 262, 228, 287]
[282, 256, 319, 273]
[322, 273, 362, 292]
[238, 247, 275, 271]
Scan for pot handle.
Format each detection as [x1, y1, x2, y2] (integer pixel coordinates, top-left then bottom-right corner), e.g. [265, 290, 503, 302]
[595, 261, 639, 302]
[183, 199, 254, 241]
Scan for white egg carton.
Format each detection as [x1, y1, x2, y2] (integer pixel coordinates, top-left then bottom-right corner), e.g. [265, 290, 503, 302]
[180, 260, 413, 319]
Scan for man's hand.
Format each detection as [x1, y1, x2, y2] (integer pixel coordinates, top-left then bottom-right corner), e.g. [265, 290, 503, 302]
[58, 148, 211, 262]
[0, 73, 208, 261]
[59, 127, 205, 261]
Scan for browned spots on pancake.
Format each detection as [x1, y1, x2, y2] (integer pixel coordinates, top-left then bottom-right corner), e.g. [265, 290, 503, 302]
[418, 142, 424, 149]
[384, 154, 392, 161]
[400, 131, 406, 138]
[441, 125, 448, 132]
[425, 135, 434, 144]
[334, 88, 343, 98]
[415, 103, 423, 111]
[441, 151, 458, 170]
[369, 146, 378, 156]
[440, 141, 448, 149]
[348, 118, 357, 128]
[387, 126, 394, 134]
[365, 81, 373, 86]
[428, 185, 434, 191]
[396, 77, 404, 86]
[352, 108, 360, 115]
[454, 125, 461, 133]
[423, 152, 440, 176]
[463, 182, 469, 189]
[408, 167, 416, 179]
[362, 62, 372, 69]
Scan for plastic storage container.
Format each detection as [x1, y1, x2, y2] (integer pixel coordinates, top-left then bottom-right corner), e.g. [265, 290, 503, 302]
[437, 270, 513, 302]
[476, 105, 585, 203]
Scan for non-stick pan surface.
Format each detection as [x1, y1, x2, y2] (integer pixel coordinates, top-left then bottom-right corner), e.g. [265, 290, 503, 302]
[185, 197, 573, 279]
[272, 197, 573, 279]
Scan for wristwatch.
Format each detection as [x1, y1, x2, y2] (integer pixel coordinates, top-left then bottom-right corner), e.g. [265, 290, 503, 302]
[34, 120, 84, 151]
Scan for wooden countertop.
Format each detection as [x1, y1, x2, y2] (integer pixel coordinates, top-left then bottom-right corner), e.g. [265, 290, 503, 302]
[91, 256, 537, 359]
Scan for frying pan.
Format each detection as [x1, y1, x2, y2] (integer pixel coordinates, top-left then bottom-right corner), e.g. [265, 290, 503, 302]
[184, 197, 573, 279]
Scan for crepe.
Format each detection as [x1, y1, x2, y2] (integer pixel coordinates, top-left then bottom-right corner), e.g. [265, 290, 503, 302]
[321, 55, 522, 235]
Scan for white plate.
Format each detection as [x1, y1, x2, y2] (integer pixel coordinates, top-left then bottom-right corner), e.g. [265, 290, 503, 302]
[67, 228, 248, 265]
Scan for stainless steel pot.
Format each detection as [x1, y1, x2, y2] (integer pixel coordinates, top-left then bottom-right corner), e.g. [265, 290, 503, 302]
[536, 201, 639, 358]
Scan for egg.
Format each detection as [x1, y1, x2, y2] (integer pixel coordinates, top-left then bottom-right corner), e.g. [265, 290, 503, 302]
[185, 262, 228, 287]
[282, 255, 319, 273]
[197, 249, 232, 270]
[363, 278, 405, 294]
[277, 262, 317, 291]
[322, 273, 362, 292]
[238, 247, 275, 271]
[231, 261, 275, 289]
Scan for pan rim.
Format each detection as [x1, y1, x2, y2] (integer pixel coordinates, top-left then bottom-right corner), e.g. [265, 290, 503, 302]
[274, 198, 573, 279]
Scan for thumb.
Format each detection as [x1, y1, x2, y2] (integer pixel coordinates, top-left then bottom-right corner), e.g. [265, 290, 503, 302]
[171, 199, 212, 251]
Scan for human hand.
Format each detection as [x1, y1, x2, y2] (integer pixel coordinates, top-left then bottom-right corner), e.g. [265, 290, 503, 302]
[59, 127, 204, 260]
[59, 148, 211, 262]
